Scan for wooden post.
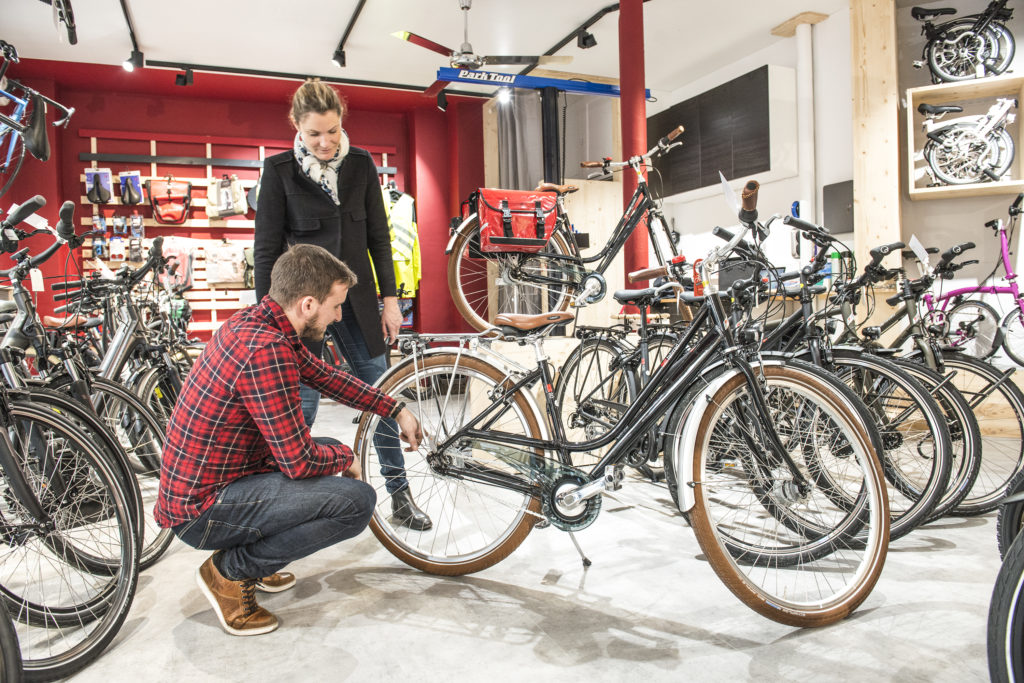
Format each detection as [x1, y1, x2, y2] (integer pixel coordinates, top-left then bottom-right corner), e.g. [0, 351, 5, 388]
[850, 0, 902, 270]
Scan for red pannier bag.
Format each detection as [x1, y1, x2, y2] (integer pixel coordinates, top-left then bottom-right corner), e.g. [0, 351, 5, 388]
[475, 188, 557, 253]
[145, 176, 193, 225]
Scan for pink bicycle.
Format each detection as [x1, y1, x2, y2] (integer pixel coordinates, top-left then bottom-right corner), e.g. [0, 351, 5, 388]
[920, 193, 1024, 364]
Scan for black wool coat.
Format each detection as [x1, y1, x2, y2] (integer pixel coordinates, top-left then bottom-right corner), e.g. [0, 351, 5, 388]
[253, 147, 396, 358]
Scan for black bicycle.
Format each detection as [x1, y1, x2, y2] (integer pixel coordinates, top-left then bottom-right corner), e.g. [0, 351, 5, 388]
[912, 0, 1015, 83]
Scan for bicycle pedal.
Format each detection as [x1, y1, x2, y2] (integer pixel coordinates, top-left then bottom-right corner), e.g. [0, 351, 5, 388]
[913, 60, 925, 69]
[534, 519, 551, 529]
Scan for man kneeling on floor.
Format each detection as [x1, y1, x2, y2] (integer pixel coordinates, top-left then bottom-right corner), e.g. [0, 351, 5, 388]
[154, 243, 421, 636]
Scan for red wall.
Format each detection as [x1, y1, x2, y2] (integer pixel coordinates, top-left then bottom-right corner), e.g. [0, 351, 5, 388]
[5, 60, 485, 332]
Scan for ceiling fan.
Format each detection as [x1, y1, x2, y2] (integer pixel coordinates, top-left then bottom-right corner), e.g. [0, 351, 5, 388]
[393, 0, 572, 95]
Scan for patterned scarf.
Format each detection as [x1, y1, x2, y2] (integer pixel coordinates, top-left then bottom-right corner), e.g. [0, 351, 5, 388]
[293, 129, 349, 205]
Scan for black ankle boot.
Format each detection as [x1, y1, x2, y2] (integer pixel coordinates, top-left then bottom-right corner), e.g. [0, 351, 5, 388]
[391, 488, 432, 530]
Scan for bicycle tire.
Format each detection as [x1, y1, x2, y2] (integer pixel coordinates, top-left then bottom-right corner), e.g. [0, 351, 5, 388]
[998, 469, 1024, 560]
[887, 357, 983, 520]
[828, 350, 953, 539]
[130, 364, 178, 428]
[988, 526, 1024, 682]
[940, 354, 1024, 515]
[355, 353, 543, 575]
[0, 402, 138, 682]
[945, 300, 1002, 359]
[553, 336, 636, 469]
[448, 218, 581, 331]
[1001, 308, 1024, 367]
[683, 365, 888, 627]
[0, 134, 25, 201]
[0, 600, 21, 683]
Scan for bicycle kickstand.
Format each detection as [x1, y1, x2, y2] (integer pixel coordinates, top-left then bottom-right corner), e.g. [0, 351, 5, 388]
[568, 531, 592, 568]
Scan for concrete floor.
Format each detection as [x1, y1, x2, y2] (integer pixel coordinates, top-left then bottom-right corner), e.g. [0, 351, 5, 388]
[66, 402, 1002, 683]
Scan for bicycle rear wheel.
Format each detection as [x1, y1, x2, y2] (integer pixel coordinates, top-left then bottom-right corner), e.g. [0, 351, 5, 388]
[997, 469, 1024, 559]
[553, 336, 635, 469]
[945, 300, 1002, 359]
[448, 218, 580, 331]
[355, 353, 543, 575]
[0, 402, 138, 681]
[0, 601, 21, 683]
[683, 365, 888, 627]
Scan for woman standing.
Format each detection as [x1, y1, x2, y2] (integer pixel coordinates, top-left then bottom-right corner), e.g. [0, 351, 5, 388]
[254, 80, 430, 531]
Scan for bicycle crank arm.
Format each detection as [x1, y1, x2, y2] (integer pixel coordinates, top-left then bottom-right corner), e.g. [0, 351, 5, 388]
[557, 466, 624, 508]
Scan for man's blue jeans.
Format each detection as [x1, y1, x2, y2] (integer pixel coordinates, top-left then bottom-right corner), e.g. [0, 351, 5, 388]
[172, 438, 375, 581]
[300, 301, 407, 494]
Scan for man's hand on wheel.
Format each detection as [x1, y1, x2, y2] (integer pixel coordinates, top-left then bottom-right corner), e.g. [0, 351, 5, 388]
[396, 408, 422, 451]
[343, 459, 362, 479]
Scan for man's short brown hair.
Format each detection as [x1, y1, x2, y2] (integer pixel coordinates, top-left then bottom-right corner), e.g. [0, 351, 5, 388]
[268, 244, 357, 308]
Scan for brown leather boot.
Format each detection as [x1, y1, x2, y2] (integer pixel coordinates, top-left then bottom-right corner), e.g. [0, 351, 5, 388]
[196, 555, 279, 636]
[256, 571, 296, 593]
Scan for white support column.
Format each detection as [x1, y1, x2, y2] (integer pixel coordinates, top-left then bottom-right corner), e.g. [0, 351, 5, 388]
[796, 21, 816, 223]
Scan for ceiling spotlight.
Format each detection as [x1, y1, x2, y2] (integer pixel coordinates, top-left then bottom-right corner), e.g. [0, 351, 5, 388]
[497, 88, 512, 105]
[122, 49, 143, 72]
[175, 69, 193, 86]
[332, 48, 346, 68]
[577, 30, 597, 50]
[437, 90, 448, 112]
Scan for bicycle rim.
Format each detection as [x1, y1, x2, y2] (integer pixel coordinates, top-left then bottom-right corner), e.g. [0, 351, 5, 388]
[355, 353, 543, 575]
[988, 529, 1024, 682]
[0, 135, 25, 200]
[448, 219, 579, 331]
[926, 125, 1002, 184]
[684, 365, 888, 627]
[927, 22, 999, 81]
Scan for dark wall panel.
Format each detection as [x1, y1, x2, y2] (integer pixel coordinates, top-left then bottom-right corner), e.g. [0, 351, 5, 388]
[648, 66, 770, 196]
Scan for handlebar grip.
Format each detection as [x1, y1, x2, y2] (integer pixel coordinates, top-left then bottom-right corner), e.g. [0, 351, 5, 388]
[52, 289, 82, 302]
[740, 181, 759, 212]
[712, 226, 735, 242]
[51, 279, 83, 291]
[777, 270, 800, 282]
[579, 161, 603, 168]
[940, 241, 976, 264]
[628, 265, 668, 283]
[3, 195, 46, 228]
[782, 215, 822, 234]
[53, 303, 73, 315]
[150, 236, 164, 261]
[55, 201, 76, 240]
[960, 259, 980, 267]
[1013, 193, 1023, 211]
[869, 241, 905, 266]
[665, 125, 684, 142]
[885, 293, 902, 306]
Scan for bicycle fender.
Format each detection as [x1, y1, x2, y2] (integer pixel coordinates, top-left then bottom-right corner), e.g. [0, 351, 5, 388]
[444, 213, 479, 255]
[673, 368, 741, 514]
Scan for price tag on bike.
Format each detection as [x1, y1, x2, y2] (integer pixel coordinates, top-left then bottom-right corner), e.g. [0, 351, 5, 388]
[908, 234, 931, 271]
[29, 267, 43, 292]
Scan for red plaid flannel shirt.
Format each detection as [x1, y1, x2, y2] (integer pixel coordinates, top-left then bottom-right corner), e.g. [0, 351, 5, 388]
[154, 296, 396, 527]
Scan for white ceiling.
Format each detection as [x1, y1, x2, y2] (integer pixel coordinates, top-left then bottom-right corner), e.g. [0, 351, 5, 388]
[5, 0, 847, 99]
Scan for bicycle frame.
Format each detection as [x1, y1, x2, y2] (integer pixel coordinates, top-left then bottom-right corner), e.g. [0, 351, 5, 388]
[424, 293, 804, 508]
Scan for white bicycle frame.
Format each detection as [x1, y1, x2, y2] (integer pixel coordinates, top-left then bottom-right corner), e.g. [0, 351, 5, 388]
[922, 97, 1016, 138]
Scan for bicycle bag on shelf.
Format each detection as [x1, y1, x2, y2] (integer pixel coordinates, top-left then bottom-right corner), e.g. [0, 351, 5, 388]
[474, 188, 557, 253]
[145, 176, 192, 224]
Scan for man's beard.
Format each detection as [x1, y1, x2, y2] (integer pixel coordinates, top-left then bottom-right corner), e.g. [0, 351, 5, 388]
[299, 322, 327, 341]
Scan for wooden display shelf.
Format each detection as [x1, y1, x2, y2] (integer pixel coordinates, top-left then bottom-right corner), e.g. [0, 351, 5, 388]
[906, 75, 1024, 200]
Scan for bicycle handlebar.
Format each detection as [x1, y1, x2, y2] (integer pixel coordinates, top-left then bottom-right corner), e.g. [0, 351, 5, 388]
[740, 181, 759, 213]
[628, 265, 669, 283]
[51, 279, 83, 291]
[54, 201, 75, 240]
[868, 241, 905, 267]
[580, 124, 684, 170]
[939, 241, 976, 266]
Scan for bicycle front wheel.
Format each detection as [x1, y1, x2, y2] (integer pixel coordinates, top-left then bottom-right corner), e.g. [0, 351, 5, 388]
[942, 354, 1024, 515]
[355, 353, 543, 575]
[448, 218, 580, 331]
[1001, 308, 1024, 367]
[927, 20, 1006, 82]
[925, 124, 1009, 185]
[683, 365, 888, 627]
[945, 300, 1002, 359]
[988, 527, 1024, 682]
[0, 402, 138, 681]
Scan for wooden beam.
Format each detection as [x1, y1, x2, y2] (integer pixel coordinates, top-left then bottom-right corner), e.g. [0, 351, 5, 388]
[850, 0, 902, 271]
[770, 11, 829, 37]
